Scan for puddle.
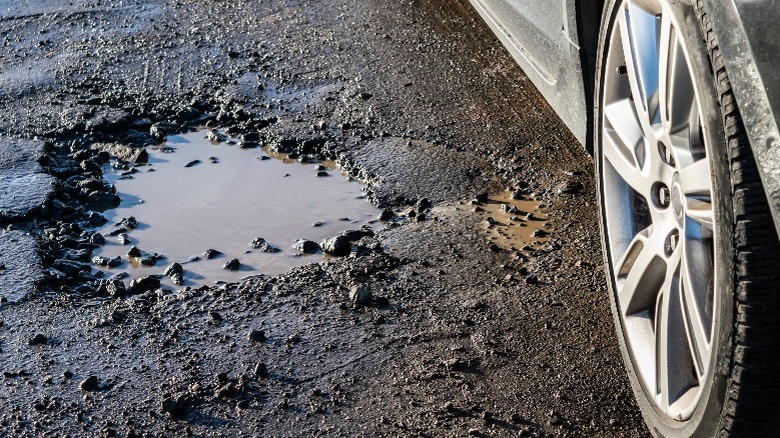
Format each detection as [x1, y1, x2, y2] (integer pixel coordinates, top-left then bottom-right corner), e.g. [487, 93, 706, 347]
[91, 129, 381, 287]
[447, 190, 551, 253]
[478, 191, 551, 252]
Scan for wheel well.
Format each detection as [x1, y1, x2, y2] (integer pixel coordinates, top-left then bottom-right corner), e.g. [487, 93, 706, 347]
[575, 0, 606, 155]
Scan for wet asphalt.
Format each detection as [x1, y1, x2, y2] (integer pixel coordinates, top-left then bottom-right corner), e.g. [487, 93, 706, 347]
[0, 0, 649, 436]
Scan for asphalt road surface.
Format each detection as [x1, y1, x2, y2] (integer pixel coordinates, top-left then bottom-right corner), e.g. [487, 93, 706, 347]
[0, 0, 649, 436]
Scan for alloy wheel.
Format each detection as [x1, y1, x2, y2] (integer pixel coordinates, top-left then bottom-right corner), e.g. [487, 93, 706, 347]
[600, 0, 717, 421]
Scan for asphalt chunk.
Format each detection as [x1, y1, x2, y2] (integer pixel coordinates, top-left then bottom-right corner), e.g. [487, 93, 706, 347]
[0, 138, 55, 220]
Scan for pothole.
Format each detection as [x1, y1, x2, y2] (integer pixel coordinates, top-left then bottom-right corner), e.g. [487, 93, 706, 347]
[90, 129, 381, 287]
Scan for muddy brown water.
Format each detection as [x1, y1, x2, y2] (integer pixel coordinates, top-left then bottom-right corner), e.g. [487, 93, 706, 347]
[92, 130, 381, 287]
[479, 190, 550, 251]
[442, 190, 550, 253]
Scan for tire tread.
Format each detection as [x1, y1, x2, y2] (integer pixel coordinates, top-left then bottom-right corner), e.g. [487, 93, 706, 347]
[695, 2, 780, 435]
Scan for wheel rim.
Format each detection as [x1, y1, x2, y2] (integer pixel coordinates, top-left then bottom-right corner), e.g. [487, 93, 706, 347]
[600, 0, 718, 421]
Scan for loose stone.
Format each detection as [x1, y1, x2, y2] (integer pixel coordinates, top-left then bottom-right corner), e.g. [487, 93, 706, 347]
[119, 216, 138, 229]
[349, 286, 372, 306]
[207, 130, 227, 142]
[86, 191, 120, 211]
[253, 362, 268, 378]
[117, 233, 131, 245]
[203, 249, 221, 259]
[101, 279, 127, 297]
[163, 263, 183, 277]
[248, 330, 266, 342]
[91, 143, 149, 164]
[139, 254, 160, 266]
[127, 246, 142, 257]
[128, 276, 160, 294]
[92, 256, 110, 267]
[164, 262, 184, 285]
[293, 239, 320, 254]
[107, 256, 122, 268]
[89, 233, 106, 245]
[321, 235, 351, 256]
[28, 334, 47, 345]
[80, 376, 100, 392]
[379, 209, 395, 221]
[250, 237, 281, 253]
[222, 258, 240, 270]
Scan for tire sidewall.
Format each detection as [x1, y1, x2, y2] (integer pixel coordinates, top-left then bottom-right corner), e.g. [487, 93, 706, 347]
[594, 0, 735, 436]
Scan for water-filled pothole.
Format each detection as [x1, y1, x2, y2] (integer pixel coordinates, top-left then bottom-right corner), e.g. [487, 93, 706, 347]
[91, 129, 381, 287]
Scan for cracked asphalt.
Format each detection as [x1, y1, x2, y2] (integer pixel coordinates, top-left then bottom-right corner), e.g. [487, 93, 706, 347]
[0, 0, 649, 436]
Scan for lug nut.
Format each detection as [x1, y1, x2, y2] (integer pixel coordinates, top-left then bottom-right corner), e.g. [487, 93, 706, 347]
[665, 229, 680, 256]
[652, 182, 671, 209]
[659, 186, 670, 208]
[658, 141, 676, 167]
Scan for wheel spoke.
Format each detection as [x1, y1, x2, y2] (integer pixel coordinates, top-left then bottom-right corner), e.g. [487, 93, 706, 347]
[680, 158, 714, 228]
[655, 250, 692, 413]
[680, 245, 712, 377]
[688, 101, 703, 153]
[618, 3, 660, 129]
[655, 279, 671, 410]
[603, 99, 651, 195]
[686, 200, 714, 229]
[660, 19, 696, 134]
[657, 9, 673, 126]
[616, 227, 665, 315]
[679, 158, 712, 196]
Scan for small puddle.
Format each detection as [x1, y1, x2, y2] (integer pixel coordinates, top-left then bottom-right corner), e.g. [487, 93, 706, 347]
[478, 190, 550, 252]
[91, 129, 381, 287]
[446, 190, 551, 254]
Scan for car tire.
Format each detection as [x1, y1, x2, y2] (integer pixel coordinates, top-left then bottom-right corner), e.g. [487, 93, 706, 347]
[594, 0, 780, 436]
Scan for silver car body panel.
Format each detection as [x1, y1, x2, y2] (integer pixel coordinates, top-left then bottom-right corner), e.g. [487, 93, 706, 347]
[467, 0, 589, 145]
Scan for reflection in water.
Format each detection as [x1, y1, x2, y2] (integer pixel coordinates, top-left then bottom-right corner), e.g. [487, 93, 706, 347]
[92, 130, 381, 287]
